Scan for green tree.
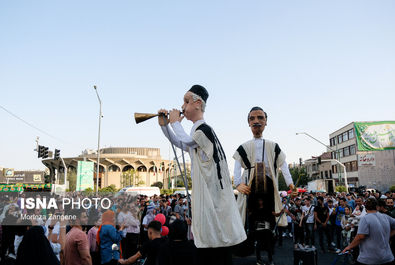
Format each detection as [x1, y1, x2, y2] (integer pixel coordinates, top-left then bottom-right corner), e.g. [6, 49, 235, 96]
[336, 185, 347, 192]
[175, 169, 192, 189]
[120, 169, 144, 187]
[289, 167, 310, 187]
[151, 181, 163, 189]
[99, 184, 118, 193]
[278, 166, 310, 191]
[67, 171, 77, 191]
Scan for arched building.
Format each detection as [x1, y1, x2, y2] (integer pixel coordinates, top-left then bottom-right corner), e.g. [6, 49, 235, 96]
[42, 147, 189, 190]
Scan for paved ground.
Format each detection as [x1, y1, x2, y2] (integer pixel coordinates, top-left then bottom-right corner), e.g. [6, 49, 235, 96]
[233, 234, 352, 265]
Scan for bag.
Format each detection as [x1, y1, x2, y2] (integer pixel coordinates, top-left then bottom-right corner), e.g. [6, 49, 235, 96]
[302, 206, 313, 226]
[294, 248, 317, 265]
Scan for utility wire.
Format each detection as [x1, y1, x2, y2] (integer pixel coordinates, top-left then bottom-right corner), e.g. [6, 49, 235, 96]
[0, 104, 67, 144]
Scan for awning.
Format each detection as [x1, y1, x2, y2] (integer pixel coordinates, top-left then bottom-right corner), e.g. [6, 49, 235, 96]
[0, 183, 52, 192]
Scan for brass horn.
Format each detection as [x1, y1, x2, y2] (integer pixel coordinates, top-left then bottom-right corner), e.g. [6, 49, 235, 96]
[134, 111, 183, 124]
[134, 113, 160, 124]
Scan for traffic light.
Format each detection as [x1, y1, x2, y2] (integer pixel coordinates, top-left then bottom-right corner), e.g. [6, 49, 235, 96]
[42, 146, 49, 159]
[38, 145, 49, 159]
[54, 149, 60, 160]
[44, 175, 51, 184]
[38, 145, 45, 158]
[317, 157, 322, 164]
[299, 158, 303, 166]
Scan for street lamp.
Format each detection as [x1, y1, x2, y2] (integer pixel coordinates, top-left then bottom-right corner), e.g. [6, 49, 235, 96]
[296, 132, 349, 192]
[94, 85, 102, 195]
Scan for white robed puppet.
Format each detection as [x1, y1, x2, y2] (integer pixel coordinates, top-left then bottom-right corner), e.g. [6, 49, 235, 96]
[233, 107, 295, 229]
[233, 138, 293, 227]
[159, 85, 246, 249]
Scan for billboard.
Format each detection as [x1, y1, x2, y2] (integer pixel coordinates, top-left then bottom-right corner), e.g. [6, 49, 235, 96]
[354, 121, 395, 151]
[76, 161, 94, 191]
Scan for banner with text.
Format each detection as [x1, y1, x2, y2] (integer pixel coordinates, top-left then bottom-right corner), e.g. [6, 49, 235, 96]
[354, 121, 395, 151]
[358, 153, 376, 166]
[77, 161, 94, 191]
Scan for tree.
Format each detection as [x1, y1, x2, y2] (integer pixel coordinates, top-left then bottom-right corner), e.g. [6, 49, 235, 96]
[120, 169, 144, 187]
[151, 181, 163, 189]
[67, 171, 77, 191]
[289, 167, 310, 187]
[278, 166, 310, 191]
[99, 184, 118, 193]
[336, 185, 347, 192]
[175, 169, 192, 189]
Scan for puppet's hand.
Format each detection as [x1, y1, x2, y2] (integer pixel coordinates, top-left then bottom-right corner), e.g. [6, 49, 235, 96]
[236, 184, 251, 195]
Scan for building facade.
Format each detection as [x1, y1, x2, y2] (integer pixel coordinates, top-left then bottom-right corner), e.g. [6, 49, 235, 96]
[305, 152, 332, 180]
[329, 122, 395, 191]
[42, 147, 190, 190]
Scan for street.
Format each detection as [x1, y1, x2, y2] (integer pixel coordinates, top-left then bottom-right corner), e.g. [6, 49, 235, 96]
[233, 234, 347, 265]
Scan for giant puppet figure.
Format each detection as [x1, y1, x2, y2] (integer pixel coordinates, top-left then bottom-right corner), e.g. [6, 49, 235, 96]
[157, 85, 246, 265]
[233, 107, 296, 264]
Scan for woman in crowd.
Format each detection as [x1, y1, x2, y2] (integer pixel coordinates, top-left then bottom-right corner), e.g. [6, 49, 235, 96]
[98, 210, 124, 265]
[15, 226, 60, 265]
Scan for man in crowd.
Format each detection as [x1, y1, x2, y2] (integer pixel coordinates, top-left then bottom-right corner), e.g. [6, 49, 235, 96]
[289, 197, 304, 249]
[386, 197, 395, 217]
[314, 196, 332, 253]
[300, 197, 315, 249]
[118, 220, 164, 265]
[64, 209, 92, 265]
[334, 198, 347, 252]
[342, 198, 395, 265]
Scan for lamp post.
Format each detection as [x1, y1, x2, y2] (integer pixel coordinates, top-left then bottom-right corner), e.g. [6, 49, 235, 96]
[296, 132, 348, 192]
[94, 85, 102, 195]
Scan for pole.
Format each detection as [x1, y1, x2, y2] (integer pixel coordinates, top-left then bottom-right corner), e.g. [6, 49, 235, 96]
[321, 159, 348, 192]
[60, 157, 67, 186]
[296, 132, 349, 192]
[94, 85, 102, 195]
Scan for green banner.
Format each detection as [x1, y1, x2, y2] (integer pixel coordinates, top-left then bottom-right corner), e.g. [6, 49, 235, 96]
[354, 121, 395, 151]
[77, 161, 94, 191]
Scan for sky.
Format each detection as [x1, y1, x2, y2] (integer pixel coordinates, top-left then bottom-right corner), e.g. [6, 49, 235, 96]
[1, 0, 394, 171]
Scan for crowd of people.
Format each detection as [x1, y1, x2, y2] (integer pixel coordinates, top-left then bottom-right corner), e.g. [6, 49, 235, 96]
[278, 189, 395, 264]
[0, 192, 198, 265]
[0, 189, 393, 265]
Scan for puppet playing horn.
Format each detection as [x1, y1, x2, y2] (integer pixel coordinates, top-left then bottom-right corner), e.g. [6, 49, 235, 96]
[134, 111, 183, 124]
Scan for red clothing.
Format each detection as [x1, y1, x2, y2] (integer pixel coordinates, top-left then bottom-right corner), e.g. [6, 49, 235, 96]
[64, 227, 90, 265]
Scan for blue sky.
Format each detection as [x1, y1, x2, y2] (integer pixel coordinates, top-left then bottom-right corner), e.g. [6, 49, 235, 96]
[1, 0, 394, 171]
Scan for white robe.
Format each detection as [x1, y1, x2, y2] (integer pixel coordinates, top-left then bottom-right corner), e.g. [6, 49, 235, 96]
[161, 120, 246, 248]
[233, 139, 291, 227]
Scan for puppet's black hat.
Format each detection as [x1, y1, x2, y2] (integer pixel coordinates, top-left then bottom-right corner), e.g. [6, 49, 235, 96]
[188, 85, 209, 103]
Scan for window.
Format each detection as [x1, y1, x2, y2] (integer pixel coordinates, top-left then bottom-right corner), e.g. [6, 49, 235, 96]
[330, 138, 334, 146]
[344, 146, 350, 156]
[343, 132, 349, 142]
[325, 171, 329, 178]
[339, 149, 343, 158]
[350, 145, 356, 155]
[351, 161, 358, 172]
[332, 165, 337, 173]
[331, 152, 336, 159]
[321, 172, 323, 179]
[349, 129, 354, 138]
[338, 134, 343, 144]
[330, 170, 332, 178]
[345, 162, 352, 172]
